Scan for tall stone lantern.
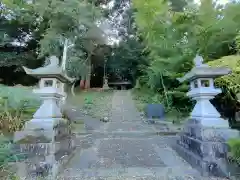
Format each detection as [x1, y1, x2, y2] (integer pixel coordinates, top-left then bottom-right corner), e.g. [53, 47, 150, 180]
[176, 55, 240, 177]
[13, 56, 75, 179]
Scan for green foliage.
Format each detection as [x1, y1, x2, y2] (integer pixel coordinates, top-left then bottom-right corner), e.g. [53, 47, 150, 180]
[108, 38, 147, 82]
[106, 4, 148, 83]
[0, 134, 28, 179]
[131, 0, 240, 112]
[0, 85, 39, 133]
[0, 135, 12, 167]
[0, 98, 37, 133]
[2, 0, 240, 120]
[228, 138, 240, 164]
[0, 51, 36, 68]
[1, 0, 106, 82]
[132, 0, 195, 109]
[208, 55, 240, 94]
[0, 85, 40, 109]
[133, 0, 240, 74]
[67, 90, 113, 119]
[132, 88, 189, 122]
[84, 96, 93, 104]
[32, 0, 102, 57]
[0, 1, 40, 69]
[0, 85, 38, 178]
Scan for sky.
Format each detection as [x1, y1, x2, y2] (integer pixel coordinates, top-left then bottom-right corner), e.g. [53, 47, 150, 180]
[218, 0, 229, 3]
[195, 0, 229, 4]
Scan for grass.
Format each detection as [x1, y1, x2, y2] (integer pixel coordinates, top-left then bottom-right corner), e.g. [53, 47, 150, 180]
[67, 89, 114, 119]
[0, 84, 40, 109]
[132, 88, 187, 124]
[132, 87, 155, 112]
[0, 134, 24, 179]
[0, 84, 39, 136]
[227, 138, 240, 165]
[0, 84, 40, 179]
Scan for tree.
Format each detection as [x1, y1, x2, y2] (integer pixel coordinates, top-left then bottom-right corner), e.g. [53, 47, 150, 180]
[0, 0, 46, 85]
[3, 0, 108, 88]
[105, 0, 148, 85]
[108, 38, 147, 83]
[132, 0, 240, 112]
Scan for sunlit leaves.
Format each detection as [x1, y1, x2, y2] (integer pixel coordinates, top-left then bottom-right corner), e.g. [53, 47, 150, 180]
[131, 0, 240, 112]
[208, 55, 240, 93]
[134, 0, 240, 82]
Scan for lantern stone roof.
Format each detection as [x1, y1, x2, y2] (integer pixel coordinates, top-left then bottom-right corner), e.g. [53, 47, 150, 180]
[22, 56, 75, 83]
[177, 55, 231, 82]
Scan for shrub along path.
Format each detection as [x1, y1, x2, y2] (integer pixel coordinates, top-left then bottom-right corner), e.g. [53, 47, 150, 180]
[59, 91, 221, 180]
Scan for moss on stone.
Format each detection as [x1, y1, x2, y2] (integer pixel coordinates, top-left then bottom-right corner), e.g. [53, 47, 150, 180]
[16, 135, 51, 144]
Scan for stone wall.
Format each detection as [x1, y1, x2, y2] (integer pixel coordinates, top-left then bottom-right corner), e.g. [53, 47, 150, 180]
[13, 120, 75, 179]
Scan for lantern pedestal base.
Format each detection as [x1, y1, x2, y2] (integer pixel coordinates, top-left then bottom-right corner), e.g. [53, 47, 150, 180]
[173, 118, 239, 177]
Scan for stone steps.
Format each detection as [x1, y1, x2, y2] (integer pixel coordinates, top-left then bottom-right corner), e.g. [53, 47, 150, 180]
[57, 166, 202, 180]
[74, 131, 178, 139]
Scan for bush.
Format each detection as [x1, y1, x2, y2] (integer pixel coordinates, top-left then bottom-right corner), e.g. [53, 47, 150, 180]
[228, 138, 240, 164]
[0, 135, 12, 166]
[0, 134, 28, 179]
[132, 87, 189, 120]
[208, 55, 240, 94]
[0, 85, 40, 178]
[0, 135, 17, 179]
[0, 97, 38, 133]
[0, 85, 40, 133]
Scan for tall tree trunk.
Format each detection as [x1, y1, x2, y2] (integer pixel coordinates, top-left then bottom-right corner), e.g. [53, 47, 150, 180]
[84, 59, 91, 89]
[160, 73, 170, 108]
[80, 79, 85, 89]
[84, 53, 92, 89]
[79, 53, 92, 90]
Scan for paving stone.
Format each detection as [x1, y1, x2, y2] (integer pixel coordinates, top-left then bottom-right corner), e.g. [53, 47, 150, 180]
[107, 122, 154, 132]
[74, 135, 95, 148]
[59, 91, 217, 180]
[96, 139, 165, 168]
[60, 167, 203, 179]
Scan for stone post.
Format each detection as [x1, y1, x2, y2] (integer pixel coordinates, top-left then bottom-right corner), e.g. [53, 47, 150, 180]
[102, 78, 109, 90]
[175, 55, 240, 177]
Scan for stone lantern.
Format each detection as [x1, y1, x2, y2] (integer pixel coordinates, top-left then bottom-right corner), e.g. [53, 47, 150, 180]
[23, 56, 74, 105]
[176, 55, 240, 177]
[13, 56, 75, 179]
[102, 78, 109, 90]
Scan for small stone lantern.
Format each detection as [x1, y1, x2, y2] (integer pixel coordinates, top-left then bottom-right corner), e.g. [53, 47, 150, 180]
[178, 55, 231, 127]
[176, 55, 240, 177]
[102, 78, 109, 90]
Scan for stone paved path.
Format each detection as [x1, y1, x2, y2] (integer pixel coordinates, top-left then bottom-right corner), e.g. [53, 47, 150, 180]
[59, 91, 210, 180]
